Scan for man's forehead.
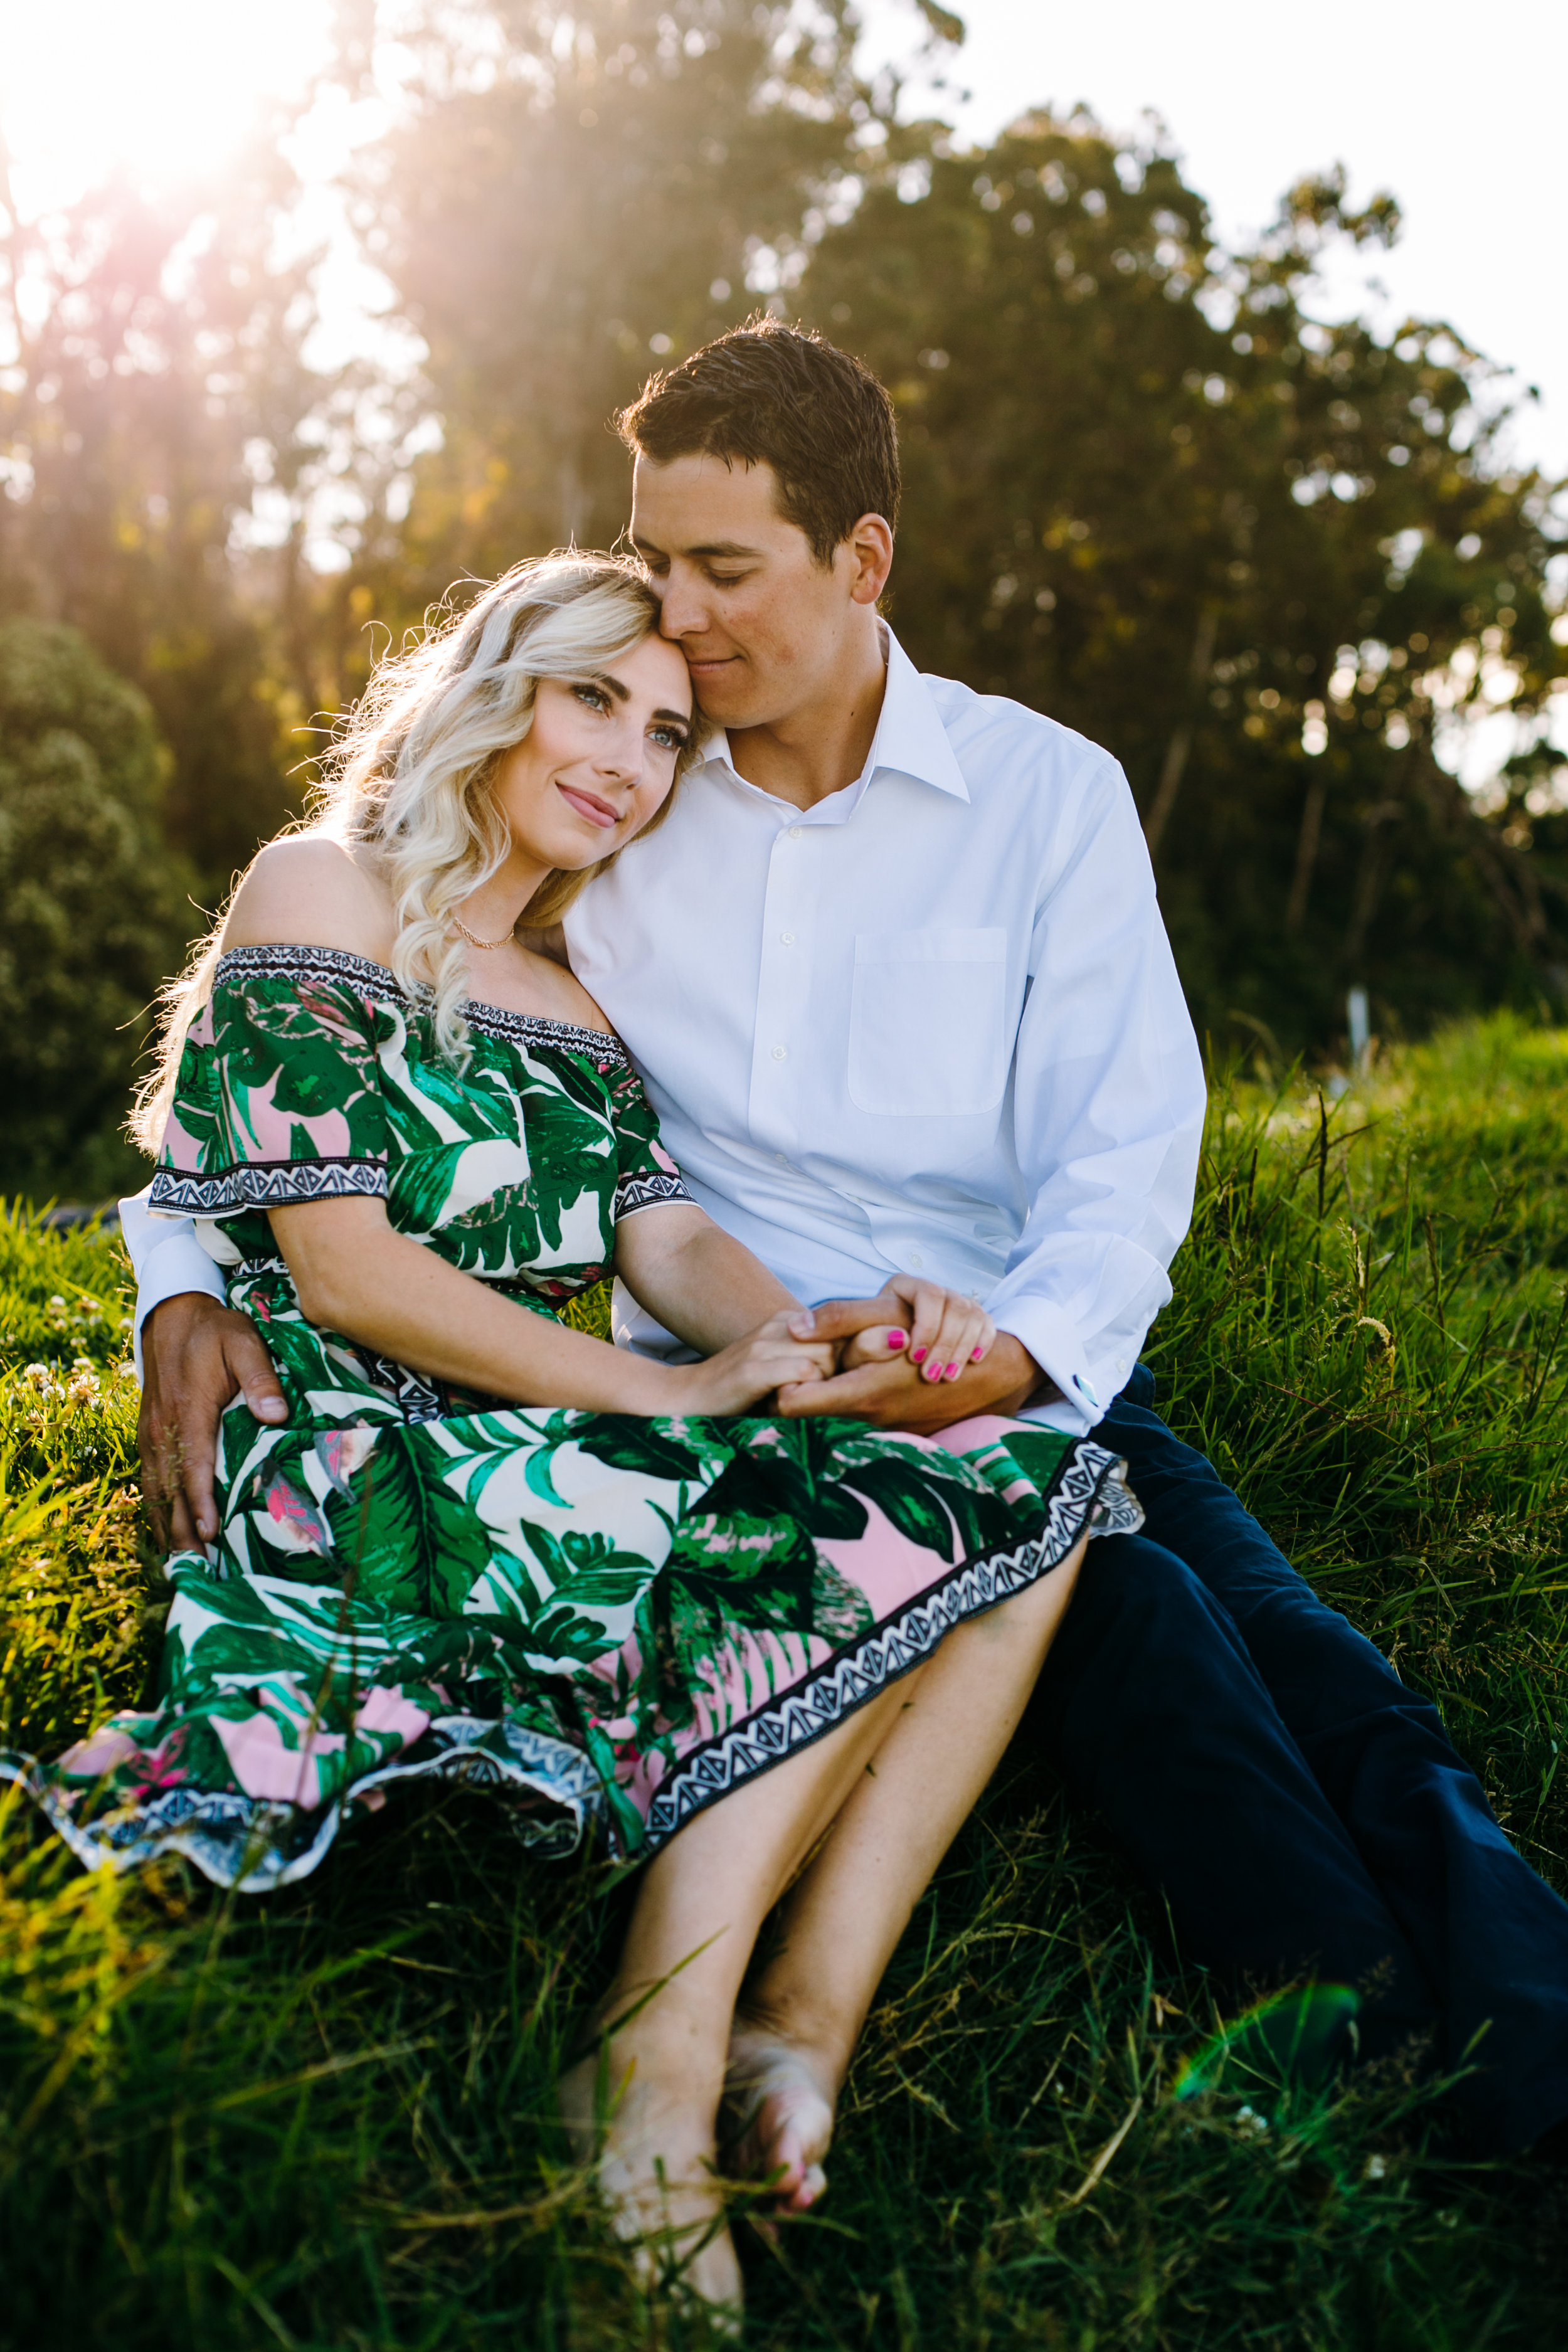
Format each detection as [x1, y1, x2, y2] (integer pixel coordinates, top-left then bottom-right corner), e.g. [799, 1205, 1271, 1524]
[630, 450, 790, 549]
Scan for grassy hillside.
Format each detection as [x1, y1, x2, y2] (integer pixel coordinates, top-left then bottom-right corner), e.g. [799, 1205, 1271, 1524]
[3, 1015, 1567, 2348]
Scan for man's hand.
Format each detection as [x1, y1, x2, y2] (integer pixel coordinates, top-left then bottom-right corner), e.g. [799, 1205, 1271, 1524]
[775, 1290, 1054, 1433]
[139, 1293, 287, 1550]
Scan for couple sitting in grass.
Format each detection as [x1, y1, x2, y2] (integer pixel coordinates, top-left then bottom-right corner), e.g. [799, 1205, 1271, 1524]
[7, 322, 1568, 2321]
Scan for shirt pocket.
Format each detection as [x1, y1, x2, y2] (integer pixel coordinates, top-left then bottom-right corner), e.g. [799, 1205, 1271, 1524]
[847, 928, 1009, 1116]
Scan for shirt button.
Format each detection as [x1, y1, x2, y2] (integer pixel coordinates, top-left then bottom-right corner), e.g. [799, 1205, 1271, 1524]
[780, 930, 795, 945]
[771, 1044, 788, 1061]
[775, 1153, 788, 1163]
[909, 1251, 924, 1269]
[788, 824, 803, 840]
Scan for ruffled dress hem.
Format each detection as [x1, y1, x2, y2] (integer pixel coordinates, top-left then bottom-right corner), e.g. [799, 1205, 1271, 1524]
[0, 1443, 1140, 1894]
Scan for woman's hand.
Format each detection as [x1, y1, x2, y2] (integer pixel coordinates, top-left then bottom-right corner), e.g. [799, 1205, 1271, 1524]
[666, 1311, 837, 1416]
[822, 1279, 997, 1386]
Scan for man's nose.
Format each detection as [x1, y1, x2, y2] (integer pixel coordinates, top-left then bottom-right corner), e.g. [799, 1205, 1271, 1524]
[657, 566, 709, 639]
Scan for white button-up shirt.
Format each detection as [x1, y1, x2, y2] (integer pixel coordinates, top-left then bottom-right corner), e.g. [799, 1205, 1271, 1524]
[124, 627, 1206, 1436]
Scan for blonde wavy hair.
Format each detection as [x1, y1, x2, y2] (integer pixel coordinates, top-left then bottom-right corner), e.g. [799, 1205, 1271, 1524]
[132, 552, 697, 1153]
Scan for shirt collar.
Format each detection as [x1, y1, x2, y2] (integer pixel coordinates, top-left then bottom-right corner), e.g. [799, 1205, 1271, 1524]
[698, 623, 971, 807]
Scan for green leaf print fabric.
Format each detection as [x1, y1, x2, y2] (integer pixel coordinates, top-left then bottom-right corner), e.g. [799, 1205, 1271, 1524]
[1, 946, 1142, 1890]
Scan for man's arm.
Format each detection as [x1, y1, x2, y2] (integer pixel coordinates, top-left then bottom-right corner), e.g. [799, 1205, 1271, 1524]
[120, 1185, 286, 1548]
[983, 756, 1206, 1429]
[780, 757, 1206, 1435]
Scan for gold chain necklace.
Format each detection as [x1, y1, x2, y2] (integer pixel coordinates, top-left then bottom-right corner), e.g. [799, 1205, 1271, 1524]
[451, 913, 516, 951]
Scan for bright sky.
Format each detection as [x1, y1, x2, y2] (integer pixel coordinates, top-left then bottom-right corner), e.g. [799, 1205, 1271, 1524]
[875, 0, 1568, 481]
[3, 0, 1560, 786]
[2, 0, 1563, 478]
[0, 3, 331, 207]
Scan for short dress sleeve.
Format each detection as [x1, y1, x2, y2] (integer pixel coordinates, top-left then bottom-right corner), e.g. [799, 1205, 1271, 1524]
[606, 1058, 694, 1223]
[149, 949, 393, 1238]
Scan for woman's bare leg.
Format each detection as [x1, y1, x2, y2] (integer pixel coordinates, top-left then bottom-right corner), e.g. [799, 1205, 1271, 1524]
[726, 1537, 1089, 2210]
[559, 1670, 923, 2312]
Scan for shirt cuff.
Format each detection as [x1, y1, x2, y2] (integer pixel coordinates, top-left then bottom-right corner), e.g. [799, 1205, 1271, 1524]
[988, 1296, 1103, 1438]
[119, 1188, 226, 1382]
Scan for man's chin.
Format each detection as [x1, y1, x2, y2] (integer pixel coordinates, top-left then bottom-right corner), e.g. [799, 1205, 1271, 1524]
[692, 677, 772, 731]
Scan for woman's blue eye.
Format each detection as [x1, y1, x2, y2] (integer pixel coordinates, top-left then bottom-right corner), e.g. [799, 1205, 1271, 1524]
[573, 683, 609, 711]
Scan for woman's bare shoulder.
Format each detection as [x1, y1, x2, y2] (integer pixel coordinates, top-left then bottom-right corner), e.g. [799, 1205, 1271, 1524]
[510, 948, 618, 1039]
[221, 834, 396, 963]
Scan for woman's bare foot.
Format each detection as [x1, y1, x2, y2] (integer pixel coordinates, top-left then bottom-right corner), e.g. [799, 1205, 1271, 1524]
[722, 2016, 838, 2215]
[560, 2043, 743, 2324]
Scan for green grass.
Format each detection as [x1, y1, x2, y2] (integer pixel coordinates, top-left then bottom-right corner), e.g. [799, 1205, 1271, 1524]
[4, 1013, 1568, 2348]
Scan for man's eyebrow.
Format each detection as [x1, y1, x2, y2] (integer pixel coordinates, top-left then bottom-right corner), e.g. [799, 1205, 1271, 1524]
[631, 534, 765, 561]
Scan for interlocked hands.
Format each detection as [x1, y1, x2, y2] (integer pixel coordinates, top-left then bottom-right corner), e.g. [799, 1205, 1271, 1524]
[139, 1279, 1050, 1552]
[768, 1277, 1047, 1434]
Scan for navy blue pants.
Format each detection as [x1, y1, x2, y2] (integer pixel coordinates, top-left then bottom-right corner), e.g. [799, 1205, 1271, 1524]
[1035, 1367, 1568, 2154]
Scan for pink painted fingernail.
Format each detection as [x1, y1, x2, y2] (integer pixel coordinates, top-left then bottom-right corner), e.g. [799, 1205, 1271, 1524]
[943, 1361, 961, 1380]
[970, 1345, 985, 1361]
[887, 1328, 906, 1348]
[910, 1347, 928, 1364]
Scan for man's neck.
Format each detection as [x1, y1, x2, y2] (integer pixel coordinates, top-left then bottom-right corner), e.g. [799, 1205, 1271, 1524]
[723, 613, 889, 812]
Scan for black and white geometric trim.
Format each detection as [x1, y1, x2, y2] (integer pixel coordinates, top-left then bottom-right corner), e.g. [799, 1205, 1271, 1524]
[464, 1002, 628, 1064]
[0, 1714, 604, 1890]
[212, 941, 629, 1064]
[641, 1444, 1143, 1851]
[1042, 1438, 1145, 1549]
[149, 1158, 389, 1217]
[613, 1168, 694, 1220]
[217, 941, 402, 993]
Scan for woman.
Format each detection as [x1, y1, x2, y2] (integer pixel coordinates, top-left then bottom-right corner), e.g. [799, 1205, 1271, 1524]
[1, 555, 1139, 2318]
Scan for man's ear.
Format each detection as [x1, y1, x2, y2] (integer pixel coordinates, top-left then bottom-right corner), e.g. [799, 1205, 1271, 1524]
[845, 513, 895, 607]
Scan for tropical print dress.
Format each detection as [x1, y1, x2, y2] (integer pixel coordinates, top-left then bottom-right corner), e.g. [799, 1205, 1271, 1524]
[1, 945, 1141, 1890]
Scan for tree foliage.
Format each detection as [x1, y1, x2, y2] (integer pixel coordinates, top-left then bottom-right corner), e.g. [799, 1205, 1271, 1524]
[0, 144, 326, 894]
[0, 622, 194, 1197]
[1, 0, 1565, 1186]
[796, 121, 1568, 1044]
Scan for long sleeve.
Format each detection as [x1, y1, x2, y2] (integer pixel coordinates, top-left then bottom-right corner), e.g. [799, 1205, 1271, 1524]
[119, 1185, 226, 1379]
[986, 756, 1207, 1436]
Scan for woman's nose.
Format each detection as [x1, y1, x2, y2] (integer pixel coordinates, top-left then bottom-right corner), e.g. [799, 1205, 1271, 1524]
[596, 728, 641, 783]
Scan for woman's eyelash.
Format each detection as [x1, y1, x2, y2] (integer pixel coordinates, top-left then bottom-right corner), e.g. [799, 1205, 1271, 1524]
[573, 682, 610, 710]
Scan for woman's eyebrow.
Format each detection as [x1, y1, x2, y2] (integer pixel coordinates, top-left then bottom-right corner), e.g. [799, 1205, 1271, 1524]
[652, 707, 692, 731]
[586, 670, 630, 702]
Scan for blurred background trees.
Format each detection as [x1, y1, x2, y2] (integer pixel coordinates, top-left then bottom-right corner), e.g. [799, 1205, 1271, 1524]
[0, 622, 194, 1197]
[2, 0, 1564, 1193]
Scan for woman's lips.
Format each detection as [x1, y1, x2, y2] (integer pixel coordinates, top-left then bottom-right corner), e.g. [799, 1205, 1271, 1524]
[557, 783, 620, 830]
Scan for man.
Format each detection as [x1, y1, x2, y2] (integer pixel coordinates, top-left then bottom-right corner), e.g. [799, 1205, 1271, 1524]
[127, 320, 1568, 2159]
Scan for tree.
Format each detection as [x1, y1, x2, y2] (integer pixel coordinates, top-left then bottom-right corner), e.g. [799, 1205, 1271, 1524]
[0, 142, 331, 897]
[332, 0, 884, 637]
[798, 114, 1568, 1050]
[0, 622, 195, 1198]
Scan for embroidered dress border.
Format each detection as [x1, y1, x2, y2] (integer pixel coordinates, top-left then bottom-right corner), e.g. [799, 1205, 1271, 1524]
[641, 1440, 1142, 1851]
[613, 1169, 694, 1219]
[0, 1715, 607, 1892]
[150, 1158, 389, 1216]
[212, 941, 628, 1064]
[464, 1001, 628, 1064]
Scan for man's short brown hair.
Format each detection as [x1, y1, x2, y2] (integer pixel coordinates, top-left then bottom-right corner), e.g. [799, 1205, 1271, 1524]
[617, 317, 900, 564]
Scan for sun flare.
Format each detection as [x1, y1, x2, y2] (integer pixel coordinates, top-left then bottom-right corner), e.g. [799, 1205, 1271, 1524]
[1, 0, 333, 218]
